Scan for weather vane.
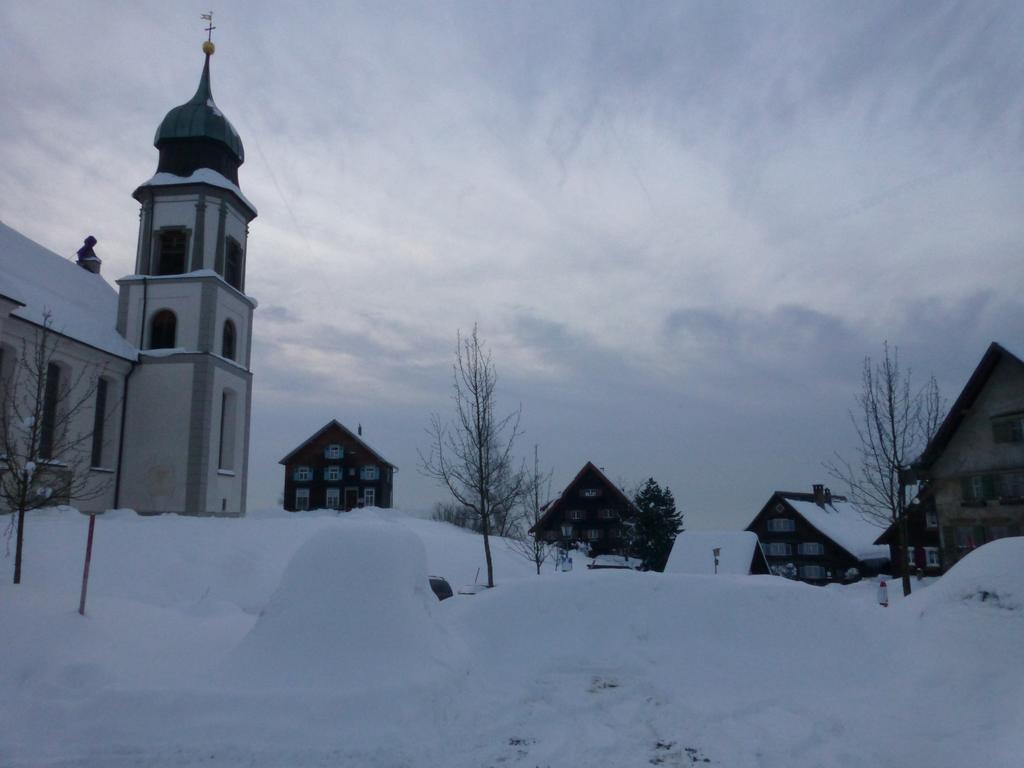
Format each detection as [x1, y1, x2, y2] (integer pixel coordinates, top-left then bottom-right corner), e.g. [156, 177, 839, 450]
[201, 11, 216, 54]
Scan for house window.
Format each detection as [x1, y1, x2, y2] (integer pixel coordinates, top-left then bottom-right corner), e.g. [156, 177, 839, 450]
[294, 488, 310, 510]
[218, 389, 237, 470]
[363, 488, 376, 506]
[561, 523, 574, 537]
[797, 542, 824, 556]
[349, 467, 356, 476]
[294, 466, 312, 482]
[324, 465, 341, 481]
[954, 526, 976, 552]
[1000, 472, 1024, 500]
[989, 525, 1011, 540]
[992, 415, 1024, 443]
[766, 518, 796, 532]
[799, 565, 827, 580]
[924, 547, 940, 568]
[222, 320, 236, 360]
[360, 466, 380, 481]
[225, 239, 243, 290]
[925, 509, 938, 529]
[569, 509, 586, 521]
[580, 488, 602, 498]
[545, 530, 559, 542]
[598, 508, 618, 520]
[325, 444, 342, 459]
[39, 362, 61, 460]
[90, 377, 109, 468]
[585, 528, 601, 541]
[149, 310, 177, 350]
[765, 542, 792, 557]
[962, 475, 997, 502]
[156, 229, 187, 275]
[325, 487, 340, 509]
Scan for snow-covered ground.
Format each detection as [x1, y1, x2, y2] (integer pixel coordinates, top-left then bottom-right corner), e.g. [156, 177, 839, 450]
[2, 507, 1021, 767]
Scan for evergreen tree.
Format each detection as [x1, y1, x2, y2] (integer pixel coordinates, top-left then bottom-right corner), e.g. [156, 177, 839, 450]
[631, 478, 683, 571]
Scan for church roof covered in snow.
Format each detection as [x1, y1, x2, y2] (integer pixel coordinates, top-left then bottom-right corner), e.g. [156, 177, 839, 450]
[0, 221, 137, 360]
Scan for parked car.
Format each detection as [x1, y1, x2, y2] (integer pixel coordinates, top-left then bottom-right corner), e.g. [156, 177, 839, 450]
[429, 575, 454, 601]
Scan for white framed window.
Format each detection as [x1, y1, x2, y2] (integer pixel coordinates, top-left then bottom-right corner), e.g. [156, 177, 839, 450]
[799, 565, 827, 580]
[580, 488, 602, 498]
[325, 444, 343, 459]
[324, 465, 341, 481]
[325, 487, 340, 509]
[1001, 472, 1024, 499]
[561, 523, 574, 537]
[294, 488, 310, 510]
[598, 508, 618, 520]
[360, 466, 380, 481]
[569, 509, 586, 521]
[765, 542, 792, 557]
[585, 528, 601, 540]
[294, 466, 312, 482]
[925, 509, 938, 529]
[766, 518, 796, 532]
[363, 488, 376, 506]
[349, 467, 356, 476]
[925, 547, 940, 567]
[797, 542, 824, 556]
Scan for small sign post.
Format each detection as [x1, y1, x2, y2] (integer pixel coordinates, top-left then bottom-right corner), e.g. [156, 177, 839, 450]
[78, 510, 104, 616]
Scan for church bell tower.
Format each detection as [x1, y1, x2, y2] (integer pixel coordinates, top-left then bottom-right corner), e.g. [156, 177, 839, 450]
[116, 37, 256, 516]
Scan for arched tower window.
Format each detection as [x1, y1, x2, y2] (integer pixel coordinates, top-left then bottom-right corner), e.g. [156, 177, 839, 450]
[149, 310, 177, 349]
[225, 240, 243, 290]
[218, 389, 238, 470]
[156, 229, 188, 275]
[222, 320, 236, 360]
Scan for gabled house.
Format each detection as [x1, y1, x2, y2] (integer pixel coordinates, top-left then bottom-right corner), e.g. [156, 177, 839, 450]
[664, 531, 771, 576]
[280, 420, 396, 511]
[529, 461, 638, 556]
[745, 485, 890, 584]
[913, 343, 1024, 569]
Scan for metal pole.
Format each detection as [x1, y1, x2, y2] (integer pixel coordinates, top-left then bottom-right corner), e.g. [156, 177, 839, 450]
[78, 513, 96, 616]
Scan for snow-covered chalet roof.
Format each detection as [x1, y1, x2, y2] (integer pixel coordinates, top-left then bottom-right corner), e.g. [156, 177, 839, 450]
[783, 498, 889, 562]
[665, 531, 767, 575]
[0, 221, 137, 360]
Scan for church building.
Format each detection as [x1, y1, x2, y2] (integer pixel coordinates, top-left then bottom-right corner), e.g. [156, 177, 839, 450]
[0, 41, 255, 516]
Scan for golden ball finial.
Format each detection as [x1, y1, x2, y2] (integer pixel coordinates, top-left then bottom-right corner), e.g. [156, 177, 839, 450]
[202, 40, 215, 55]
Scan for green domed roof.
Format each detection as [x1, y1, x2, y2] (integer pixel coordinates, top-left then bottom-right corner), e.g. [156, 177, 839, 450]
[154, 54, 244, 163]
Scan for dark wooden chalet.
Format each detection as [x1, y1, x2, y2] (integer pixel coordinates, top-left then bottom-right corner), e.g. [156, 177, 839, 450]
[529, 461, 639, 556]
[279, 420, 396, 512]
[746, 485, 890, 585]
[873, 485, 943, 574]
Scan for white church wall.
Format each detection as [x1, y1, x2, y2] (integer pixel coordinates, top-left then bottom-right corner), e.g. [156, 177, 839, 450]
[119, 361, 194, 514]
[0, 316, 132, 513]
[215, 291, 253, 367]
[206, 364, 249, 515]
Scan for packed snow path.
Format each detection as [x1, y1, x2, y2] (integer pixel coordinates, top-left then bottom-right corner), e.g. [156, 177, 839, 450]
[2, 509, 1021, 767]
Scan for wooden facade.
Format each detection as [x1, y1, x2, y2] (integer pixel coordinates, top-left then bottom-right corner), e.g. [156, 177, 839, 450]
[529, 462, 639, 556]
[913, 343, 1024, 569]
[873, 488, 943, 574]
[279, 420, 395, 512]
[746, 487, 890, 585]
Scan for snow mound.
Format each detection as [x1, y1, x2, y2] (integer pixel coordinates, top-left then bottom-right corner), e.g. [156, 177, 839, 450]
[914, 536, 1024, 612]
[221, 522, 455, 691]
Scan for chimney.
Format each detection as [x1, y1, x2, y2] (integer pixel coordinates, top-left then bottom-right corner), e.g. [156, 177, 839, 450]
[357, 423, 362, 437]
[824, 487, 833, 506]
[812, 484, 826, 507]
[75, 236, 101, 274]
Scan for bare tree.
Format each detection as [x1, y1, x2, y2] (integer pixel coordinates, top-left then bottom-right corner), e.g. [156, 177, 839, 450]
[506, 444, 554, 575]
[825, 342, 943, 596]
[420, 325, 523, 588]
[2, 313, 111, 584]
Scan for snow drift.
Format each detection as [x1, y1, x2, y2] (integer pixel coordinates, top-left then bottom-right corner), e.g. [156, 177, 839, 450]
[221, 521, 456, 691]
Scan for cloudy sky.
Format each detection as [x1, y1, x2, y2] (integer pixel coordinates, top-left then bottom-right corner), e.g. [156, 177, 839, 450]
[2, 1, 1022, 529]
